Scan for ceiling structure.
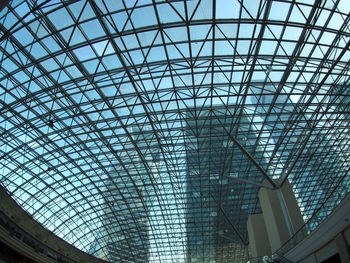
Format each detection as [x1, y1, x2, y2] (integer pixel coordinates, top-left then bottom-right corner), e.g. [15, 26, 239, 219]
[0, 0, 350, 262]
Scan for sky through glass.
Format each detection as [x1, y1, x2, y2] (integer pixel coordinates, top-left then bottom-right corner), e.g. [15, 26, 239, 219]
[0, 0, 350, 262]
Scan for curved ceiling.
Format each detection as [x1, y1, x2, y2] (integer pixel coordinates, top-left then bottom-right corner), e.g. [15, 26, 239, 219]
[0, 0, 350, 262]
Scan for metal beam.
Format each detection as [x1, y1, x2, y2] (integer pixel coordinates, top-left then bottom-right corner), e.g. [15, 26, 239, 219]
[223, 174, 275, 190]
[211, 110, 277, 188]
[219, 205, 249, 246]
[0, 0, 10, 13]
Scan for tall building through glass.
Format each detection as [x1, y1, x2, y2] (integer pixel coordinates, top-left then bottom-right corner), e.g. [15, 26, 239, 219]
[90, 127, 161, 263]
[250, 84, 350, 220]
[330, 82, 350, 112]
[185, 107, 268, 262]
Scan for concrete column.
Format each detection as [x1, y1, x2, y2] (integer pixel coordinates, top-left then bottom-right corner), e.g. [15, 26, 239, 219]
[335, 233, 350, 263]
[279, 180, 304, 233]
[258, 180, 304, 253]
[247, 213, 272, 258]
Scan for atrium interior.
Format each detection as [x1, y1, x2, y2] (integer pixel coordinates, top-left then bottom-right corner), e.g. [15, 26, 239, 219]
[0, 0, 350, 262]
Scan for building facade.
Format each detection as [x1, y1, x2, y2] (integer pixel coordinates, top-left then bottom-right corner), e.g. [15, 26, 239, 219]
[185, 108, 268, 262]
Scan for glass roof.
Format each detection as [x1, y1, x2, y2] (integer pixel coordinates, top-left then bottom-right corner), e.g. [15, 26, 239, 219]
[0, 0, 350, 262]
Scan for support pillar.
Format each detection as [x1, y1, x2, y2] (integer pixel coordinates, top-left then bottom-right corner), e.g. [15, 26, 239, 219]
[335, 233, 350, 263]
[247, 213, 272, 258]
[258, 180, 304, 253]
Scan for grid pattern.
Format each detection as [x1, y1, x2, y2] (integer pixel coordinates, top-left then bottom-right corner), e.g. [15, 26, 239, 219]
[0, 0, 350, 262]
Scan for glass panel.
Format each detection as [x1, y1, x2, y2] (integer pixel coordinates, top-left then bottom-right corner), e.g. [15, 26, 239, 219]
[0, 1, 349, 263]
